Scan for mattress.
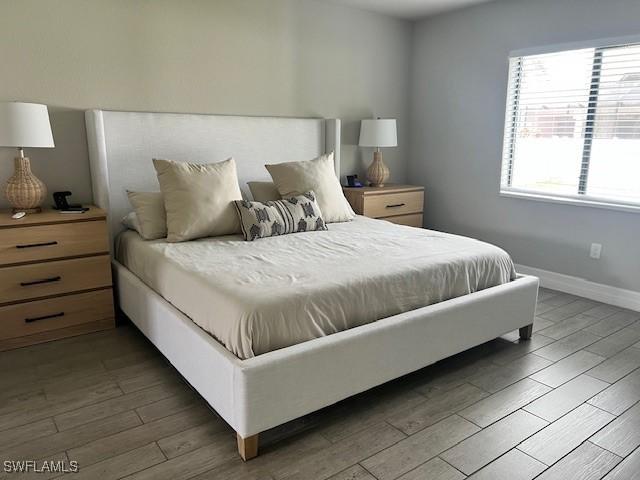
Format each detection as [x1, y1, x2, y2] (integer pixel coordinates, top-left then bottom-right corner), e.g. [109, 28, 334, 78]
[115, 216, 516, 359]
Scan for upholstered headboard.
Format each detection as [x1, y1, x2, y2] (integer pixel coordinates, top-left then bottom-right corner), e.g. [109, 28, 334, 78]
[85, 109, 340, 246]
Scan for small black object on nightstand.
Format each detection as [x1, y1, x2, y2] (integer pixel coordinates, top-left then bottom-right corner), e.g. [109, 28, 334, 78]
[346, 175, 364, 188]
[52, 191, 89, 212]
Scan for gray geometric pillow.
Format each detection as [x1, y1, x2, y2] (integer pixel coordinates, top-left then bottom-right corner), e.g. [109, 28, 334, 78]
[233, 191, 328, 241]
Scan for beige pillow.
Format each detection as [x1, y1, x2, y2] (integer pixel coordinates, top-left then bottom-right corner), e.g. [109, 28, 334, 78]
[153, 157, 243, 242]
[126, 191, 167, 240]
[265, 152, 355, 223]
[121, 211, 142, 234]
[248, 181, 281, 202]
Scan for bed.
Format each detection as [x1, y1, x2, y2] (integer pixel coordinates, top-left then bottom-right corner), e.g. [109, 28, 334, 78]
[85, 109, 538, 460]
[115, 216, 517, 359]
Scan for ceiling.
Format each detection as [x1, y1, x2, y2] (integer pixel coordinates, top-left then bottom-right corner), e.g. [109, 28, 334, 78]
[328, 0, 498, 19]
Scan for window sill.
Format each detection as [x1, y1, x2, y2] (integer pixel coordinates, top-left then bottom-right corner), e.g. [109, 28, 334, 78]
[499, 189, 640, 214]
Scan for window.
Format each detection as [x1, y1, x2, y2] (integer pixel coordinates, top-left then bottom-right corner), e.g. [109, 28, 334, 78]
[501, 39, 640, 211]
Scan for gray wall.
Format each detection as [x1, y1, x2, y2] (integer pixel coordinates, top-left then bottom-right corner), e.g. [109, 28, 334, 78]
[410, 0, 640, 292]
[0, 0, 411, 207]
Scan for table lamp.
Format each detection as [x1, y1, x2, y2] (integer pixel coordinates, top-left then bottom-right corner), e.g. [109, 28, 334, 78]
[358, 118, 397, 187]
[0, 102, 54, 212]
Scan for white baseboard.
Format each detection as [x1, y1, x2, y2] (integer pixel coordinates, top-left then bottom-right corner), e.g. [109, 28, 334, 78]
[516, 264, 640, 313]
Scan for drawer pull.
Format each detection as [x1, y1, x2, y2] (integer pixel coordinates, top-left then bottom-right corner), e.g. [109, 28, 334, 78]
[20, 276, 62, 287]
[25, 312, 65, 323]
[16, 241, 58, 249]
[386, 203, 406, 208]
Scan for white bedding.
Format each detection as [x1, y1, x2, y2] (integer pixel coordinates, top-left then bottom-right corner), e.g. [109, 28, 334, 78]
[115, 216, 516, 359]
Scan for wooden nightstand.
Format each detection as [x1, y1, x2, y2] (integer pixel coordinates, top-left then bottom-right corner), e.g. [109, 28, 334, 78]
[0, 206, 114, 351]
[343, 184, 424, 227]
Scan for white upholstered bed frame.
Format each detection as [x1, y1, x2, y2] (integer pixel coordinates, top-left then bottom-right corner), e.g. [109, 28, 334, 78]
[85, 109, 539, 460]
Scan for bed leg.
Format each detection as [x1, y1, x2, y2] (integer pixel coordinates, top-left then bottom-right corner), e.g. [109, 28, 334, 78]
[519, 323, 533, 340]
[237, 433, 259, 461]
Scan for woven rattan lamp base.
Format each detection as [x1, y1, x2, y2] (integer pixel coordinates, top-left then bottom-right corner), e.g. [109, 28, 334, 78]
[6, 155, 47, 212]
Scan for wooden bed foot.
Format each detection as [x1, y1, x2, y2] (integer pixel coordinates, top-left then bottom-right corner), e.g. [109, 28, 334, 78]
[237, 433, 259, 461]
[519, 324, 533, 340]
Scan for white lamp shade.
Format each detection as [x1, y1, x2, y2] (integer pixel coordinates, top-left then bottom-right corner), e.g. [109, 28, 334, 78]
[358, 118, 397, 148]
[0, 102, 55, 148]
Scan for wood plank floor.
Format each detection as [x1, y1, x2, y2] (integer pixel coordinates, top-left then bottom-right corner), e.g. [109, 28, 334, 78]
[1, 288, 640, 479]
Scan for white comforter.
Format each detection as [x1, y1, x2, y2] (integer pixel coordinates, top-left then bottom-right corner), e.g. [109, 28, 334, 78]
[116, 216, 516, 359]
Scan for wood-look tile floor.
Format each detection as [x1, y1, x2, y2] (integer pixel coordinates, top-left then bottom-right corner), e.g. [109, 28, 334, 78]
[2, 288, 640, 479]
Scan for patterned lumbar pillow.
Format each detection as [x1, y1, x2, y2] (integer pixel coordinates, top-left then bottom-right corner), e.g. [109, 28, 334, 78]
[233, 191, 328, 241]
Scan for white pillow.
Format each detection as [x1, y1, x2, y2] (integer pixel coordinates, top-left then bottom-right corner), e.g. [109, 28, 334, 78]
[247, 181, 281, 202]
[121, 212, 142, 233]
[265, 152, 355, 223]
[153, 157, 243, 242]
[126, 191, 167, 240]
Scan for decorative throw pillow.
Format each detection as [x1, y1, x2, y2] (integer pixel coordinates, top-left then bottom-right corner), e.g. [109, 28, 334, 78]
[265, 152, 355, 224]
[247, 181, 281, 202]
[121, 211, 142, 234]
[153, 157, 243, 242]
[126, 191, 167, 240]
[233, 191, 328, 241]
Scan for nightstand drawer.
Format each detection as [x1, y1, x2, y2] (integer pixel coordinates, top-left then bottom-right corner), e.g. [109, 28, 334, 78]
[0, 289, 114, 340]
[362, 190, 424, 218]
[0, 220, 108, 266]
[0, 255, 112, 304]
[384, 213, 423, 228]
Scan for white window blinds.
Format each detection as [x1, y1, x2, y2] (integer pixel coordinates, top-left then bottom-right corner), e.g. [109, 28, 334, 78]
[501, 40, 640, 210]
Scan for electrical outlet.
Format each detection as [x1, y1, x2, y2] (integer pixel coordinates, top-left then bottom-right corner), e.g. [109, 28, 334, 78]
[590, 243, 602, 259]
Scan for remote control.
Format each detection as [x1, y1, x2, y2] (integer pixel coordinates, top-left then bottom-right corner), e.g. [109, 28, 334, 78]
[11, 211, 26, 219]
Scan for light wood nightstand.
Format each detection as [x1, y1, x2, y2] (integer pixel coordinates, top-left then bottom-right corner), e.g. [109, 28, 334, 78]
[343, 184, 424, 227]
[0, 206, 114, 351]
